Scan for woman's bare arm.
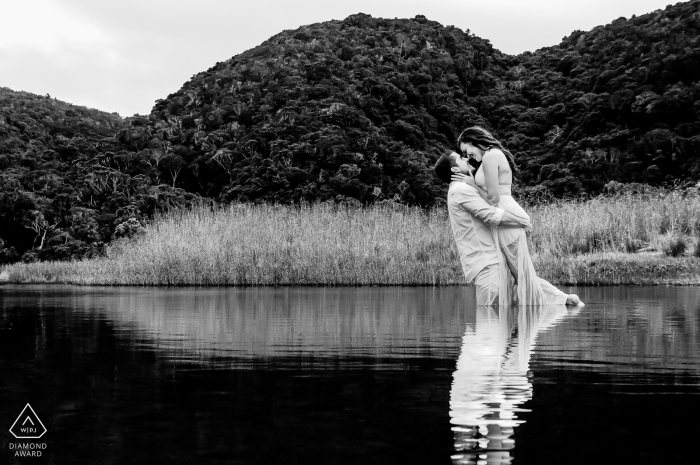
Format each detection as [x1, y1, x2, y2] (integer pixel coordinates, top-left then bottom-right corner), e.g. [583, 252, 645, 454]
[482, 149, 501, 206]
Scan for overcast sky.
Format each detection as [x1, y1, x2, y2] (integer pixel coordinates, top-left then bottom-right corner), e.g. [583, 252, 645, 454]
[0, 0, 678, 117]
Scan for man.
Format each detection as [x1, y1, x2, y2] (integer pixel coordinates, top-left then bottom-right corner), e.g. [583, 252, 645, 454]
[434, 151, 531, 305]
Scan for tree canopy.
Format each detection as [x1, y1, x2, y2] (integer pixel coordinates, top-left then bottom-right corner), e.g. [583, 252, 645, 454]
[0, 88, 196, 264]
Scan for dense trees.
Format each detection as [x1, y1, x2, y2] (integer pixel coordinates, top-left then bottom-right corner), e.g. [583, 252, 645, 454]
[0, 88, 196, 263]
[133, 3, 700, 204]
[1, 1, 699, 263]
[132, 13, 508, 206]
[504, 1, 700, 195]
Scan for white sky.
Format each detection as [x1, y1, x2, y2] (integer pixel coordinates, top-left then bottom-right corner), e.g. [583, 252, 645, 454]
[0, 0, 678, 117]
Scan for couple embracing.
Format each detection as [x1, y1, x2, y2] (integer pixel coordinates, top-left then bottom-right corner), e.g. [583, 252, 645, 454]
[435, 126, 582, 307]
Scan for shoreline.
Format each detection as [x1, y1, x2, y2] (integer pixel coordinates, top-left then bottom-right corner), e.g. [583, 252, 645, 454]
[3, 252, 699, 287]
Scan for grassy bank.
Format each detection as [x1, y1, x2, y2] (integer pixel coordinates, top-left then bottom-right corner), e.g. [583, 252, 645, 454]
[2, 190, 700, 286]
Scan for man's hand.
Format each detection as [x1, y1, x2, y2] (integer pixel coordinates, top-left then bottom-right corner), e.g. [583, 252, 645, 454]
[451, 172, 477, 188]
[500, 212, 532, 229]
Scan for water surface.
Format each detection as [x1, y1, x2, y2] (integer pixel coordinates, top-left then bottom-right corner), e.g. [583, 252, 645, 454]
[0, 285, 698, 464]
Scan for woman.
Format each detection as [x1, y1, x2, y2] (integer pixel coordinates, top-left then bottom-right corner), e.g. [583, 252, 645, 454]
[451, 126, 581, 306]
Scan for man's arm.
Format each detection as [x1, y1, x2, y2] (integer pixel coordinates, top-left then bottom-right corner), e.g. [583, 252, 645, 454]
[454, 185, 530, 229]
[500, 211, 531, 230]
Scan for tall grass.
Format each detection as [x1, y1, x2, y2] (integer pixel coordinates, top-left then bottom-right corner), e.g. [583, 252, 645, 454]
[3, 190, 700, 286]
[3, 202, 462, 286]
[525, 190, 700, 256]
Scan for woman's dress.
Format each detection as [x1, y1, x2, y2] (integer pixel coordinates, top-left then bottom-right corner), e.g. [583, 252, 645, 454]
[474, 167, 568, 306]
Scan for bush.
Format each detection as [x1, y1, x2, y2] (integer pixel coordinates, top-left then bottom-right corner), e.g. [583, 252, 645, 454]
[0, 239, 20, 264]
[114, 218, 145, 239]
[21, 251, 40, 263]
[663, 236, 687, 257]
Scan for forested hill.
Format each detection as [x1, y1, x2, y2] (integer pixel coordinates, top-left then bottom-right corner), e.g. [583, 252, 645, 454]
[509, 0, 700, 193]
[2, 1, 700, 263]
[123, 13, 506, 205]
[0, 87, 195, 264]
[127, 1, 700, 205]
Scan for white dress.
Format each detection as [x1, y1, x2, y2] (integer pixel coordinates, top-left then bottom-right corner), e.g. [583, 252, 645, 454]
[474, 167, 568, 306]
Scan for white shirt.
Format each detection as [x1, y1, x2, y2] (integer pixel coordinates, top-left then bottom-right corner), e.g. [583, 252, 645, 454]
[447, 181, 505, 283]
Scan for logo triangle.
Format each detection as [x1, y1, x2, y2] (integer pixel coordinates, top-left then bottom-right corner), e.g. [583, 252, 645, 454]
[9, 404, 47, 439]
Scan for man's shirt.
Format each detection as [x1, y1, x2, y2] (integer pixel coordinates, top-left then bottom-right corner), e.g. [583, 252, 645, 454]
[447, 181, 505, 283]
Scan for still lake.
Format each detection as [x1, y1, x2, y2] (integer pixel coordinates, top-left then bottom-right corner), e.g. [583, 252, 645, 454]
[1, 285, 698, 464]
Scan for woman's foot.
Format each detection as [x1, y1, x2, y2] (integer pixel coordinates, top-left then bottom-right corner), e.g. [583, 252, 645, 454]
[566, 294, 583, 306]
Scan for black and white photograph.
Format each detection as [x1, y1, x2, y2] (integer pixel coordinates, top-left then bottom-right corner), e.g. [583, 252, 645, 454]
[1, 0, 699, 463]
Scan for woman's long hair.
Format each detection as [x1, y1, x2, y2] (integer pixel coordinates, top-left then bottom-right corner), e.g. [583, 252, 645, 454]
[457, 126, 517, 174]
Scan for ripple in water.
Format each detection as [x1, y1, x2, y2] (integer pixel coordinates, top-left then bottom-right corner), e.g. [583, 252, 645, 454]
[450, 305, 580, 465]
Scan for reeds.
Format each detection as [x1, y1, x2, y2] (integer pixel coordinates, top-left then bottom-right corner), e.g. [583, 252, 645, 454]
[2, 202, 463, 286]
[524, 190, 700, 257]
[3, 190, 700, 286]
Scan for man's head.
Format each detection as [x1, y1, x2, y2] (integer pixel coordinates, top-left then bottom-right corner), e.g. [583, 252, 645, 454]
[434, 151, 472, 183]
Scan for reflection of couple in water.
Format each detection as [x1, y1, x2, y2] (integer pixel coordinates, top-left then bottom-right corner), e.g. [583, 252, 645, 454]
[434, 126, 582, 307]
[449, 304, 582, 464]
[435, 127, 585, 463]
